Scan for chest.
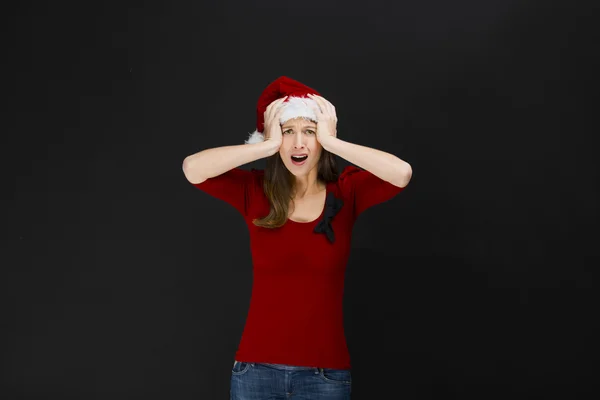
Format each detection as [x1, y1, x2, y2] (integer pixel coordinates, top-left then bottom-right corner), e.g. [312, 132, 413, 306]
[288, 190, 326, 223]
[246, 188, 355, 272]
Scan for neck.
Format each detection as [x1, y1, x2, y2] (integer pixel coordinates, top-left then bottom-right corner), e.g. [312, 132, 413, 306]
[293, 172, 323, 198]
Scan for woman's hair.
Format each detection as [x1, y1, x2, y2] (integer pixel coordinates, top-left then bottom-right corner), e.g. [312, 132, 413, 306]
[252, 149, 339, 229]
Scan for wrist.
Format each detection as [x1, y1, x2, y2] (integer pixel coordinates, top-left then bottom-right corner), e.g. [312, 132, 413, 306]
[254, 139, 281, 157]
[319, 136, 338, 152]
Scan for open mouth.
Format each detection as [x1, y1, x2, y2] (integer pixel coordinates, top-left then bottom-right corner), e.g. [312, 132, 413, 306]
[291, 155, 308, 165]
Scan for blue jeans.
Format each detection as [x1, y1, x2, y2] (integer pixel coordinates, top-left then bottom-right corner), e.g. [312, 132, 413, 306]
[230, 360, 352, 399]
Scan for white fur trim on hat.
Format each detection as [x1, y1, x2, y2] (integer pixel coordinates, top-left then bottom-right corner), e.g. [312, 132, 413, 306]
[244, 96, 319, 144]
[279, 96, 319, 125]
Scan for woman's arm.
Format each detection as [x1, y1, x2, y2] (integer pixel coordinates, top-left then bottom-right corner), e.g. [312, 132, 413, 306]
[321, 136, 412, 188]
[305, 94, 412, 188]
[182, 140, 279, 184]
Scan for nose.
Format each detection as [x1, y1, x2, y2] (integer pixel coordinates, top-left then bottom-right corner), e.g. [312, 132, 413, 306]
[293, 132, 306, 148]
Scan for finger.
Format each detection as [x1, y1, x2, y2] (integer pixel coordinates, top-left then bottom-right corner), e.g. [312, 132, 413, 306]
[265, 98, 286, 138]
[265, 97, 283, 121]
[311, 94, 335, 116]
[329, 102, 337, 120]
[325, 98, 336, 116]
[306, 94, 324, 115]
[306, 100, 322, 118]
[273, 98, 288, 125]
[265, 96, 287, 123]
[273, 96, 288, 122]
[309, 94, 328, 116]
[267, 98, 288, 139]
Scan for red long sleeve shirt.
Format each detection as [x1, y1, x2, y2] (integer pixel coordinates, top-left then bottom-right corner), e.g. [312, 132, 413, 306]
[192, 165, 405, 369]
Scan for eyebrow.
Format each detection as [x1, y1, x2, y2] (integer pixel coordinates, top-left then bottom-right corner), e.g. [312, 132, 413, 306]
[281, 125, 316, 129]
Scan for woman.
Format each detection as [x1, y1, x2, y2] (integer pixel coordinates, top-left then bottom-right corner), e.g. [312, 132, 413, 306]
[182, 76, 412, 399]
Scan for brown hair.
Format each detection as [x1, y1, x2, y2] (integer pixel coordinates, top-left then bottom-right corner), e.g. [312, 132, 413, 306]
[252, 149, 339, 229]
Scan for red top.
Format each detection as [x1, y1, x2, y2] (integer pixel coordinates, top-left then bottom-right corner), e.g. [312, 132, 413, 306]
[192, 165, 405, 369]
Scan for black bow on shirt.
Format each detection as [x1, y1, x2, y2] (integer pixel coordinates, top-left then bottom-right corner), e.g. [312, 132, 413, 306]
[314, 191, 344, 243]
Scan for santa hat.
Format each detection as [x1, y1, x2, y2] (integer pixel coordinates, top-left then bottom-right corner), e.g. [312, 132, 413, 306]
[245, 76, 322, 144]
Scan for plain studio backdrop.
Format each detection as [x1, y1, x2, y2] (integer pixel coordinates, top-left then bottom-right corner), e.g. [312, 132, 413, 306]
[1, 0, 598, 399]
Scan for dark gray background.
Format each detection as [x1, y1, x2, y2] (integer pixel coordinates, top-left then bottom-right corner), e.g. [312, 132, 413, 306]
[2, 0, 598, 399]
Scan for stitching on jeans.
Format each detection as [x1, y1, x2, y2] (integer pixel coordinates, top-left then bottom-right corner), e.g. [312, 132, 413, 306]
[319, 369, 352, 385]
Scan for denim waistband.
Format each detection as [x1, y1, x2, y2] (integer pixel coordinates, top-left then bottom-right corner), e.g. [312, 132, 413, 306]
[258, 362, 317, 371]
[235, 360, 349, 372]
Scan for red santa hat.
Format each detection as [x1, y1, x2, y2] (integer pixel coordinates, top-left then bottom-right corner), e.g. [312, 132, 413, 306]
[245, 76, 322, 144]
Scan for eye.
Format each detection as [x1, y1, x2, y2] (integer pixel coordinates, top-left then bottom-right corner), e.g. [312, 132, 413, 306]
[283, 129, 293, 134]
[306, 130, 315, 135]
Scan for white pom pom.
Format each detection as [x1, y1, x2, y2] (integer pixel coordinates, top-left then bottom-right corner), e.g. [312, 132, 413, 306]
[245, 130, 265, 144]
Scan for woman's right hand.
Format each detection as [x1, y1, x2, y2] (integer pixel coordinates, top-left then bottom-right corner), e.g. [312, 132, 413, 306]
[262, 96, 287, 156]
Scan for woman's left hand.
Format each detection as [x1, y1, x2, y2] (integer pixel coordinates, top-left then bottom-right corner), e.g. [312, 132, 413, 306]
[307, 94, 337, 148]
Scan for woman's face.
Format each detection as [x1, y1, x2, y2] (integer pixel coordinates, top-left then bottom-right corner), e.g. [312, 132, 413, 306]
[278, 117, 322, 177]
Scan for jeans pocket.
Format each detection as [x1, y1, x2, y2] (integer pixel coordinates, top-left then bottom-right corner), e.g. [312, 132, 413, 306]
[319, 368, 352, 385]
[232, 360, 251, 376]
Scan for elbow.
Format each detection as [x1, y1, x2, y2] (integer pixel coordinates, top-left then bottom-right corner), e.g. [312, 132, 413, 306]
[395, 163, 412, 188]
[182, 157, 202, 184]
[182, 156, 193, 171]
[182, 157, 191, 179]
